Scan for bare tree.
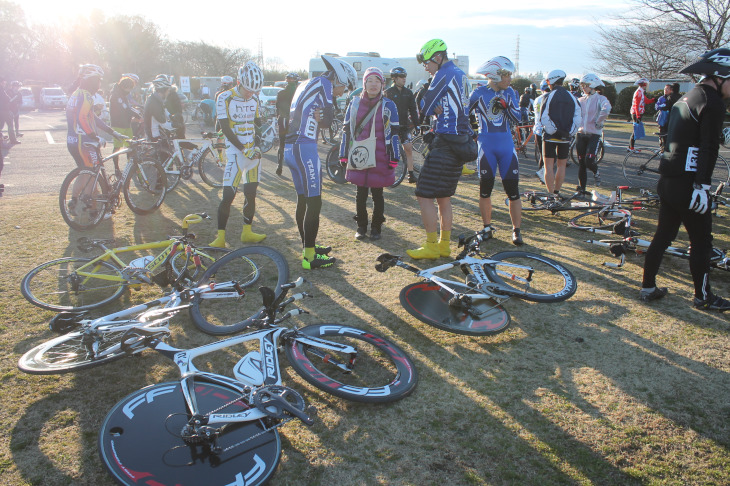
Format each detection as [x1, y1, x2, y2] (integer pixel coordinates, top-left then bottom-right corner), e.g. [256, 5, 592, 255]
[591, 0, 730, 78]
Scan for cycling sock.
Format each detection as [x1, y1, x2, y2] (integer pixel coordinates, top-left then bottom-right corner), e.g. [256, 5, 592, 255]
[303, 247, 315, 261]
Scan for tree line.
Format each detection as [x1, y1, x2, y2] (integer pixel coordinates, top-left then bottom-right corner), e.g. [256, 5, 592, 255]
[0, 1, 306, 90]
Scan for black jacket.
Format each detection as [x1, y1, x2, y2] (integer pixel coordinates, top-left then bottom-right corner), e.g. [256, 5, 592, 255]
[385, 85, 418, 131]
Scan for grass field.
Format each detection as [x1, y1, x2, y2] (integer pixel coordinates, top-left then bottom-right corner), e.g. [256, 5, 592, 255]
[1, 143, 729, 485]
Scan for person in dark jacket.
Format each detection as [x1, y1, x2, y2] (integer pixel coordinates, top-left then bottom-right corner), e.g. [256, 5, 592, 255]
[109, 75, 140, 166]
[386, 67, 419, 183]
[339, 67, 400, 240]
[640, 48, 730, 312]
[165, 85, 185, 139]
[8, 81, 22, 139]
[275, 73, 299, 176]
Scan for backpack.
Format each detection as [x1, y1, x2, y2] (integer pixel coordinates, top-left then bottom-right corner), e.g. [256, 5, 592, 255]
[540, 87, 576, 140]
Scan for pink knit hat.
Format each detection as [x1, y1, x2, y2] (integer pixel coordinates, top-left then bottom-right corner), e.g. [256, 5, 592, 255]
[363, 67, 385, 86]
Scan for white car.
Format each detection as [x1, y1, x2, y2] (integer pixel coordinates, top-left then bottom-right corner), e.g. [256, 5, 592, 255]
[20, 87, 35, 110]
[258, 86, 283, 111]
[40, 87, 68, 109]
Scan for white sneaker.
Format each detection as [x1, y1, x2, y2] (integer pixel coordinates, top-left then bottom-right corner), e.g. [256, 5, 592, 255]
[536, 167, 545, 184]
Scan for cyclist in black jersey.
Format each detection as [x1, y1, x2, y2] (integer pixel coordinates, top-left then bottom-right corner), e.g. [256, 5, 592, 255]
[640, 48, 730, 312]
[385, 67, 419, 183]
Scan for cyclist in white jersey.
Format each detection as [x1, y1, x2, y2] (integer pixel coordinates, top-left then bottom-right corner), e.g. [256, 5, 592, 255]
[210, 61, 267, 247]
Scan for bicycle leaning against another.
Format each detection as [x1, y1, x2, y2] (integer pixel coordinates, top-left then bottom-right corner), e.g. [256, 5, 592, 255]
[375, 227, 577, 336]
[156, 127, 227, 191]
[59, 139, 167, 231]
[20, 213, 231, 312]
[96, 276, 418, 486]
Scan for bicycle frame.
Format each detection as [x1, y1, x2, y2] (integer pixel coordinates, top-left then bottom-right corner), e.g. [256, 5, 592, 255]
[513, 123, 535, 153]
[142, 324, 357, 428]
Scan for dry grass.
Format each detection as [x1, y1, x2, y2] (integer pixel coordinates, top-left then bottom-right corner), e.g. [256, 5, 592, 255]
[1, 144, 729, 486]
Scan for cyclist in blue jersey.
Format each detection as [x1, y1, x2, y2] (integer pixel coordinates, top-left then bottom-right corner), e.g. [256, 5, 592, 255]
[210, 62, 267, 247]
[284, 55, 357, 269]
[469, 56, 524, 245]
[407, 39, 475, 260]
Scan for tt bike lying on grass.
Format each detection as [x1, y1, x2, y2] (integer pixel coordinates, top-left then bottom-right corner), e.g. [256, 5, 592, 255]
[20, 214, 230, 312]
[91, 276, 417, 485]
[59, 139, 167, 231]
[375, 227, 577, 335]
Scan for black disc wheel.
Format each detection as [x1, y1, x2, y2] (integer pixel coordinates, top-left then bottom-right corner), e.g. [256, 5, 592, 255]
[99, 381, 281, 486]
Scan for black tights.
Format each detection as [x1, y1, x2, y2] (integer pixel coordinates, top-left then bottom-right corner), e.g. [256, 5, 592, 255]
[576, 133, 600, 190]
[355, 186, 384, 227]
[296, 194, 322, 248]
[642, 177, 713, 299]
[217, 182, 258, 230]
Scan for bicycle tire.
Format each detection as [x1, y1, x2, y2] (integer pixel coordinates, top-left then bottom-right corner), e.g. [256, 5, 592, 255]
[18, 327, 137, 374]
[21, 257, 125, 312]
[568, 208, 631, 231]
[325, 144, 346, 184]
[259, 127, 275, 154]
[622, 150, 661, 190]
[597, 138, 605, 163]
[399, 282, 511, 336]
[169, 246, 231, 281]
[59, 167, 109, 231]
[484, 251, 577, 303]
[160, 151, 181, 192]
[198, 146, 225, 188]
[123, 160, 167, 215]
[390, 144, 407, 188]
[534, 138, 541, 164]
[190, 246, 289, 335]
[99, 381, 281, 486]
[712, 154, 730, 188]
[286, 324, 418, 403]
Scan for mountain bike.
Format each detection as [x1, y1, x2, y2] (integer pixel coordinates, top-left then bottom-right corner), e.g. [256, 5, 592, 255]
[374, 227, 577, 335]
[97, 277, 418, 486]
[622, 148, 730, 190]
[156, 128, 227, 191]
[59, 139, 167, 231]
[20, 213, 230, 312]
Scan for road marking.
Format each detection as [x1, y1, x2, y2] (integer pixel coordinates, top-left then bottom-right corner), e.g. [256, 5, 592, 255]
[45, 131, 57, 144]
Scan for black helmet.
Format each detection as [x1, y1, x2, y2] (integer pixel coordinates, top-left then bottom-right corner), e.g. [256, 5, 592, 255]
[680, 48, 730, 79]
[390, 66, 407, 77]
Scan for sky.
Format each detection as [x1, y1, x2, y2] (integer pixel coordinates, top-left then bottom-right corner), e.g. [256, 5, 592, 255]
[21, 0, 633, 79]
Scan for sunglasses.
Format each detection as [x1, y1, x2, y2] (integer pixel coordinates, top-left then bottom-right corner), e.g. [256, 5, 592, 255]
[417, 53, 439, 65]
[496, 69, 513, 78]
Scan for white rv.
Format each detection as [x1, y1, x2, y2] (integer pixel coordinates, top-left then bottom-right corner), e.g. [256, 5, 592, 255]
[309, 52, 402, 89]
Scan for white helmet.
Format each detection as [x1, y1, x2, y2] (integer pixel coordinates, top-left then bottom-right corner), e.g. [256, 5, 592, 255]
[78, 64, 104, 80]
[580, 73, 604, 89]
[122, 73, 139, 84]
[321, 55, 357, 91]
[220, 75, 234, 89]
[546, 69, 567, 86]
[238, 61, 263, 93]
[152, 74, 172, 90]
[635, 77, 650, 86]
[476, 56, 515, 81]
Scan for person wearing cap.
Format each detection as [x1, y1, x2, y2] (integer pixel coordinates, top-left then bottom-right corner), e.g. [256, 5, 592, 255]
[275, 72, 299, 176]
[338, 67, 400, 241]
[408, 39, 475, 260]
[284, 55, 357, 269]
[628, 77, 655, 151]
[385, 67, 419, 183]
[640, 48, 730, 312]
[109, 75, 141, 169]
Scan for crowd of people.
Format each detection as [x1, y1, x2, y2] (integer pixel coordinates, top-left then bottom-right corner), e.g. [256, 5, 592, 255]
[4, 39, 728, 313]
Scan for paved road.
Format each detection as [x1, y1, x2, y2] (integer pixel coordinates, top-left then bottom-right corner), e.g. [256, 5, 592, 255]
[3, 111, 727, 199]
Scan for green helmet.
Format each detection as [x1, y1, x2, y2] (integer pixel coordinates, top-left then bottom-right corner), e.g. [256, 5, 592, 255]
[417, 39, 447, 64]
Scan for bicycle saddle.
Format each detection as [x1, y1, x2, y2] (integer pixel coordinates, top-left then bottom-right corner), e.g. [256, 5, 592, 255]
[178, 141, 198, 150]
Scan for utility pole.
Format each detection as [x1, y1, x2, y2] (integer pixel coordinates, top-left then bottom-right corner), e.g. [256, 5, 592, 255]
[257, 37, 264, 71]
[514, 35, 520, 77]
